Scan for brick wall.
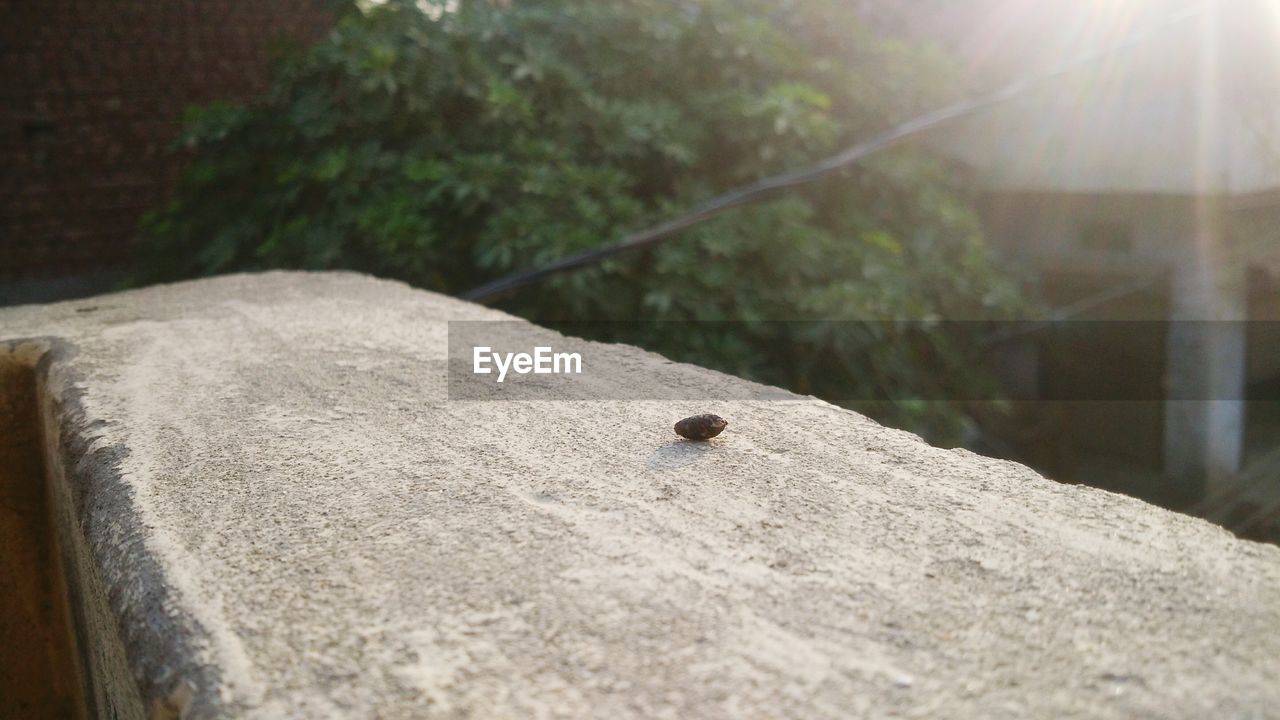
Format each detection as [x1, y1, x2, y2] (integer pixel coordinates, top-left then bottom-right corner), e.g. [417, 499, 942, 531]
[0, 0, 333, 283]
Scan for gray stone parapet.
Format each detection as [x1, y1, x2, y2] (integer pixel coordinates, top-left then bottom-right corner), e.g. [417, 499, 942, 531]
[2, 272, 1278, 718]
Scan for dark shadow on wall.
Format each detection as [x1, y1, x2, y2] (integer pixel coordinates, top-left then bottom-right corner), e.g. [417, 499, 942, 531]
[0, 343, 86, 719]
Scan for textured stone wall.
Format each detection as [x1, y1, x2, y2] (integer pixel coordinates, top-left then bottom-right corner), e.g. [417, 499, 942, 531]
[0, 0, 333, 281]
[0, 272, 1278, 718]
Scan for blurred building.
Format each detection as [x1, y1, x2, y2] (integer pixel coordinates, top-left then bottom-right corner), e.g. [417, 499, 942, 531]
[916, 1, 1280, 521]
[0, 0, 333, 305]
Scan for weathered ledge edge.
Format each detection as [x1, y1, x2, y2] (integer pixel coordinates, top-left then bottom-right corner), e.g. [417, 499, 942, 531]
[37, 338, 202, 718]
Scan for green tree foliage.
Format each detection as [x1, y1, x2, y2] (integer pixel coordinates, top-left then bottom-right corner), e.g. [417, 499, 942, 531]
[140, 0, 1023, 441]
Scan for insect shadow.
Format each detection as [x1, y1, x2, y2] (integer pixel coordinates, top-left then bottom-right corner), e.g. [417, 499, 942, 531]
[646, 439, 719, 471]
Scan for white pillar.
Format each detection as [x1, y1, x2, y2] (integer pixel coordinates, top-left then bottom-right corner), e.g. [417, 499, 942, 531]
[1164, 198, 1246, 501]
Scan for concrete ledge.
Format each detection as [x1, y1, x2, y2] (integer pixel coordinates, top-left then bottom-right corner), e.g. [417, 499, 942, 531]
[2, 271, 1279, 718]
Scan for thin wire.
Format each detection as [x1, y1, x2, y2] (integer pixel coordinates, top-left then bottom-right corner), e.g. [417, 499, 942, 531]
[980, 275, 1163, 349]
[462, 1, 1207, 302]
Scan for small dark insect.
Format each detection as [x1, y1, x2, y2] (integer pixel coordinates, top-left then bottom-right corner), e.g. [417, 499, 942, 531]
[674, 414, 728, 440]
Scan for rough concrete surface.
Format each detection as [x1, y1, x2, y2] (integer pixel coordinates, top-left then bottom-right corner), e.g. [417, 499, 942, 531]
[2, 271, 1279, 719]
